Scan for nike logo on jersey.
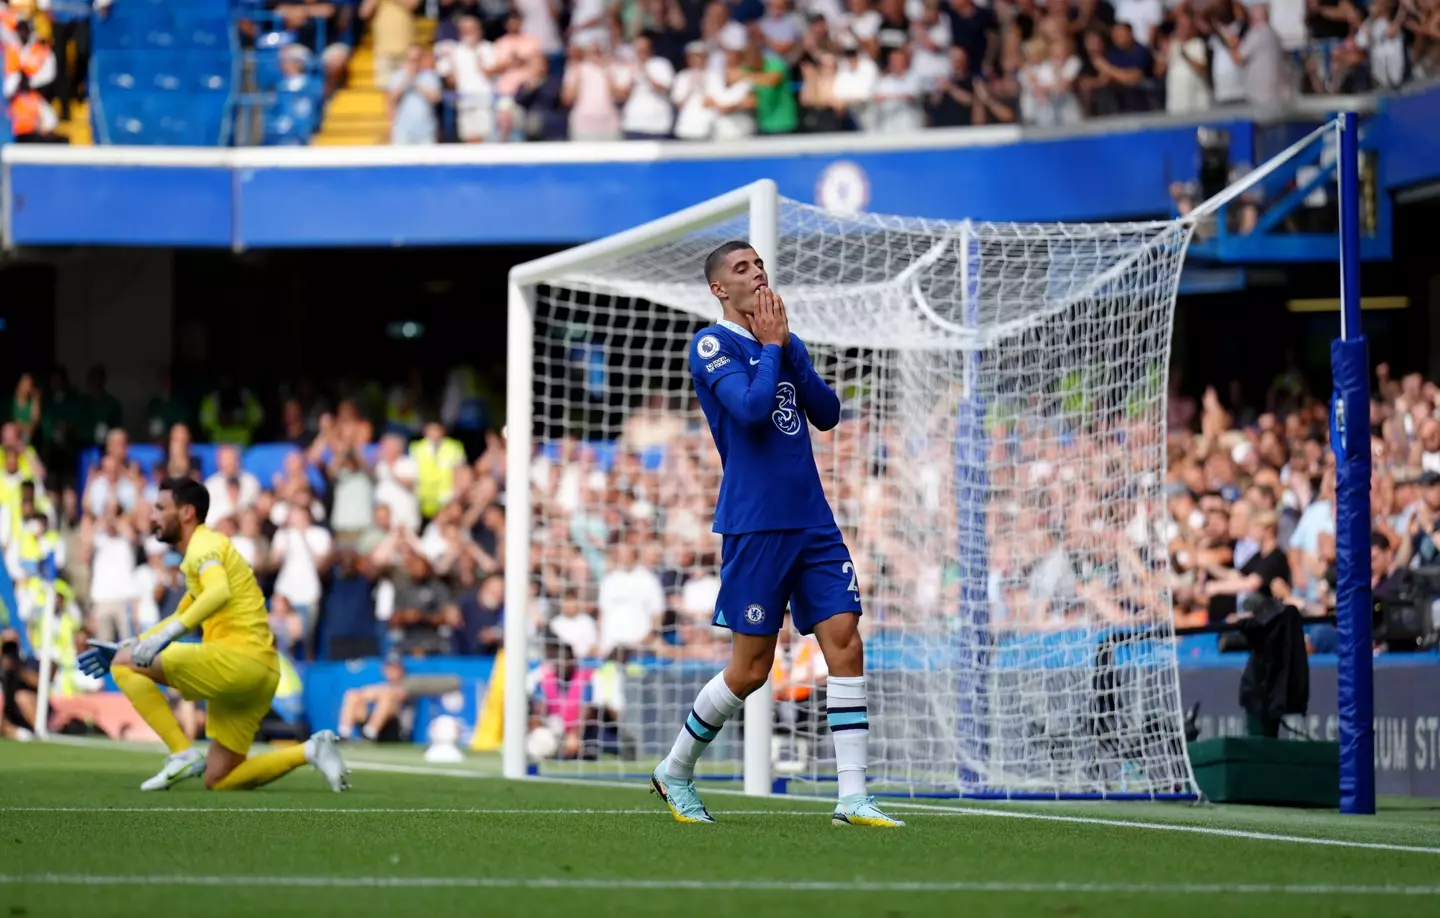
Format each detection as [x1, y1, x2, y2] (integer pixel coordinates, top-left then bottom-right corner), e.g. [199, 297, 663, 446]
[749, 357, 761, 365]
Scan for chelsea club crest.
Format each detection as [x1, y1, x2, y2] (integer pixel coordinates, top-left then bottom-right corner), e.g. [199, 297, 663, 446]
[744, 604, 766, 624]
[815, 161, 870, 218]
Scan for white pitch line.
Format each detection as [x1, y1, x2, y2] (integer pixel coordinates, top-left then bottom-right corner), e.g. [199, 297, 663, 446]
[28, 738, 1440, 857]
[2, 874, 1438, 896]
[0, 806, 827, 816]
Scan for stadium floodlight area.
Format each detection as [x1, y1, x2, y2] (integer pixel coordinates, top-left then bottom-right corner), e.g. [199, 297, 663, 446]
[502, 116, 1367, 803]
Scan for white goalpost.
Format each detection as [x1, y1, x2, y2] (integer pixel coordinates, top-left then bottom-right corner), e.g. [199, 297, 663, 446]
[503, 177, 1204, 800]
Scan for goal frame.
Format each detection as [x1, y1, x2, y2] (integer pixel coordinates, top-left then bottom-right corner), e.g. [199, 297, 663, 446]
[501, 116, 1366, 805]
[503, 179, 781, 796]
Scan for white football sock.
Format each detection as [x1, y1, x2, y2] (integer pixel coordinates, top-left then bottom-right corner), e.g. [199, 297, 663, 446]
[826, 675, 869, 799]
[664, 671, 745, 780]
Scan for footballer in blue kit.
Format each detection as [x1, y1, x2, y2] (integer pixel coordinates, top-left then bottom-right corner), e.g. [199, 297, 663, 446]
[649, 240, 904, 830]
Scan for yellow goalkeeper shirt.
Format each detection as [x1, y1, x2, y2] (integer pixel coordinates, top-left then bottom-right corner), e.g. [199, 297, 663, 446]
[180, 525, 276, 668]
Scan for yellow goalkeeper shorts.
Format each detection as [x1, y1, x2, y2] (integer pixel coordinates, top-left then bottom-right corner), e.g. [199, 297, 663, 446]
[159, 642, 280, 756]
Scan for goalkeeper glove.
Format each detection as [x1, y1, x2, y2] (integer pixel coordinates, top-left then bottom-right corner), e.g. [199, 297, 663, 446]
[131, 620, 188, 668]
[77, 639, 132, 678]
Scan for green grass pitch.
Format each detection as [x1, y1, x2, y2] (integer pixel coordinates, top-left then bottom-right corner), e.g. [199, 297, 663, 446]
[2, 740, 1438, 918]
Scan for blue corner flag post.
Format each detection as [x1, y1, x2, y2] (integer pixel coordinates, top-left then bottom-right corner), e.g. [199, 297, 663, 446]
[1332, 111, 1374, 815]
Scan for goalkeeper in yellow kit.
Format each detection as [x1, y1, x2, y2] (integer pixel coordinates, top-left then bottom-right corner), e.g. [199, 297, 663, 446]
[78, 477, 350, 792]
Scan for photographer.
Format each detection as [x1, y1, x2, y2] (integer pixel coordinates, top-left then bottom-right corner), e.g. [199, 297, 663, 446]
[1, 629, 39, 741]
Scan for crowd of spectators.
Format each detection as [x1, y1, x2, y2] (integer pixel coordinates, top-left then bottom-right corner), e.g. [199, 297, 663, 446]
[1155, 362, 1440, 653]
[342, 0, 1440, 144]
[2, 348, 1437, 746]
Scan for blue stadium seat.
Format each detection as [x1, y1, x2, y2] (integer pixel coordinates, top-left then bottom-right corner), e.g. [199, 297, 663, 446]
[155, 92, 230, 145]
[92, 13, 173, 51]
[96, 88, 156, 143]
[174, 16, 232, 53]
[93, 50, 144, 92]
[184, 53, 236, 93]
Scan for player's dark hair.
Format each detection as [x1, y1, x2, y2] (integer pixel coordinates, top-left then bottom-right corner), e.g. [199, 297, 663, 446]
[703, 240, 756, 284]
[160, 475, 211, 524]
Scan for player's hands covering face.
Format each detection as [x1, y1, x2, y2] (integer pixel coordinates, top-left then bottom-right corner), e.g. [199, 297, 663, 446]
[753, 287, 789, 348]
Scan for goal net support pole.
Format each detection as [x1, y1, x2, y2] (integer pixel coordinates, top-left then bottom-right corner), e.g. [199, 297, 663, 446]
[1330, 111, 1374, 816]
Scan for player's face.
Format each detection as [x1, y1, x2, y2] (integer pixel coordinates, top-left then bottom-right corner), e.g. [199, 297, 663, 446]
[151, 492, 183, 544]
[711, 248, 768, 316]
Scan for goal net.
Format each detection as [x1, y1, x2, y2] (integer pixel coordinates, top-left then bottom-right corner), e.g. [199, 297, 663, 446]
[503, 181, 1200, 800]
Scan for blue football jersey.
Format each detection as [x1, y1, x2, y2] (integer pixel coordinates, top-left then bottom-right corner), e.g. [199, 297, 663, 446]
[688, 319, 837, 534]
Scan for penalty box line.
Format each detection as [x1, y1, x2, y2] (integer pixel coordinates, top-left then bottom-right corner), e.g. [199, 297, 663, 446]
[31, 738, 1440, 857]
[2, 875, 1439, 896]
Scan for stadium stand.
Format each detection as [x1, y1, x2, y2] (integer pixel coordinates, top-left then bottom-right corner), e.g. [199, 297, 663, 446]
[1, 354, 1436, 748]
[1, 0, 1436, 147]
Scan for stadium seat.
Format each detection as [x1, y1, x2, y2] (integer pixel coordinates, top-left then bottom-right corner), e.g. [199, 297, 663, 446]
[155, 92, 231, 145]
[92, 50, 144, 92]
[95, 88, 156, 144]
[183, 53, 236, 94]
[91, 13, 173, 51]
[173, 16, 233, 53]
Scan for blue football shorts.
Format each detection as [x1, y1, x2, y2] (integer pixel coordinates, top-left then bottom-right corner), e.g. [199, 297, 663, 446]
[712, 524, 863, 636]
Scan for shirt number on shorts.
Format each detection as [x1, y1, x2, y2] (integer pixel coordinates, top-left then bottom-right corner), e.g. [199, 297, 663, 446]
[843, 561, 859, 599]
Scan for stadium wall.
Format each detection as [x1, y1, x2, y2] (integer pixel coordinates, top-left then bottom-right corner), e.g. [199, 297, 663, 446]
[1, 110, 1322, 249]
[1183, 663, 1440, 798]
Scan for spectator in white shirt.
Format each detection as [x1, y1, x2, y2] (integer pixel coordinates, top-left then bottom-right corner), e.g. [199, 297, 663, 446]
[130, 540, 178, 635]
[679, 561, 721, 646]
[869, 45, 926, 131]
[1232, 2, 1289, 107]
[84, 508, 139, 643]
[515, 0, 564, 57]
[388, 44, 444, 145]
[1022, 35, 1082, 126]
[270, 504, 334, 637]
[568, 0, 615, 50]
[703, 2, 748, 75]
[1159, 11, 1212, 115]
[671, 41, 716, 138]
[374, 433, 421, 532]
[706, 45, 757, 140]
[438, 16, 498, 143]
[596, 542, 664, 656]
[1112, 0, 1163, 47]
[617, 33, 676, 138]
[548, 587, 599, 658]
[908, 0, 953, 91]
[83, 453, 139, 520]
[833, 42, 878, 128]
[836, 0, 883, 61]
[1356, 0, 1407, 89]
[204, 445, 261, 526]
[1208, 17, 1247, 106]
